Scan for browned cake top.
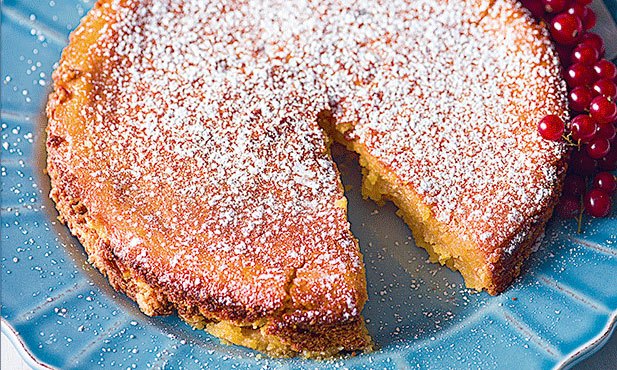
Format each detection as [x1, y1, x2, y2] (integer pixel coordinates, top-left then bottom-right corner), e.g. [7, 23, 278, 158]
[49, 0, 566, 322]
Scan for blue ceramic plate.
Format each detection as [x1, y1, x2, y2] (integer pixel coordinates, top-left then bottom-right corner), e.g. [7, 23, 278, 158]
[2, 1, 617, 369]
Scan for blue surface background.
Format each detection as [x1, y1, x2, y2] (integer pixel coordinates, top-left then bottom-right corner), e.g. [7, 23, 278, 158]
[2, 1, 617, 369]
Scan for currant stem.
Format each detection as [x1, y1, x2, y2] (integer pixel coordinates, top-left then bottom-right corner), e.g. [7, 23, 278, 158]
[562, 133, 581, 147]
[577, 193, 584, 234]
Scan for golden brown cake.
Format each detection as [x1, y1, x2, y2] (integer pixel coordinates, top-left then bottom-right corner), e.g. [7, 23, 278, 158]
[46, 0, 568, 357]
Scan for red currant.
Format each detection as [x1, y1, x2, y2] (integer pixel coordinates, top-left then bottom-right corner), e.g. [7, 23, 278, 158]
[582, 8, 597, 30]
[556, 196, 581, 218]
[589, 96, 617, 125]
[580, 33, 606, 58]
[538, 115, 565, 141]
[566, 4, 588, 21]
[593, 59, 617, 81]
[571, 44, 599, 65]
[598, 142, 617, 171]
[593, 172, 617, 194]
[570, 114, 597, 142]
[569, 86, 594, 112]
[563, 174, 587, 197]
[542, 0, 568, 13]
[574, 0, 593, 5]
[521, 0, 546, 19]
[586, 137, 611, 159]
[556, 44, 574, 68]
[550, 13, 583, 45]
[570, 149, 598, 176]
[596, 123, 617, 141]
[584, 188, 612, 217]
[592, 79, 617, 100]
[565, 63, 595, 88]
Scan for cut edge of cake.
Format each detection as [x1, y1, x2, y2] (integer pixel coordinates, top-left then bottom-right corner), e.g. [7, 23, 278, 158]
[323, 119, 567, 295]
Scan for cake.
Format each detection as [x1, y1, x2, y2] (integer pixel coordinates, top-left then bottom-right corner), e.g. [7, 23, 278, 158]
[46, 0, 568, 357]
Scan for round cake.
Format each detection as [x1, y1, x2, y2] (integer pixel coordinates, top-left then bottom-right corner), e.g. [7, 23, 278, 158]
[46, 0, 568, 357]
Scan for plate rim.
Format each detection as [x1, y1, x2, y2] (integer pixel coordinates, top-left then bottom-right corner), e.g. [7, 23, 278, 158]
[3, 312, 617, 369]
[554, 312, 617, 370]
[2, 319, 55, 370]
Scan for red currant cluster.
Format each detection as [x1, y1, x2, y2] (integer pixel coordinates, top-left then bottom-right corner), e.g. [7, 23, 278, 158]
[521, 0, 617, 223]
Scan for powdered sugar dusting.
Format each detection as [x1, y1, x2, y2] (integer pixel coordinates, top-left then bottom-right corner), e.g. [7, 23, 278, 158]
[77, 0, 372, 319]
[331, 0, 569, 250]
[64, 0, 566, 318]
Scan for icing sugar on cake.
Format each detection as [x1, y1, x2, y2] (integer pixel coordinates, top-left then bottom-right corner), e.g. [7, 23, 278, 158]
[89, 0, 367, 318]
[46, 0, 568, 357]
[98, 0, 566, 258]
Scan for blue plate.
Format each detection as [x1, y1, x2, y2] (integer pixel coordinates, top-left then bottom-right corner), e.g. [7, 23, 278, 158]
[2, 1, 617, 369]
